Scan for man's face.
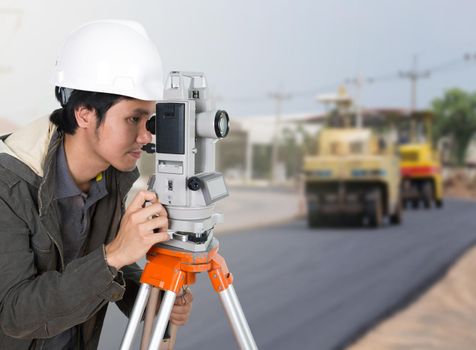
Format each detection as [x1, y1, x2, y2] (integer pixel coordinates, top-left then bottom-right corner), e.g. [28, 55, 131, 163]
[90, 98, 155, 172]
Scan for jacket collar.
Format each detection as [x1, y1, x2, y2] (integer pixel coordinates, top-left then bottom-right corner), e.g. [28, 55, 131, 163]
[0, 116, 140, 211]
[0, 115, 55, 179]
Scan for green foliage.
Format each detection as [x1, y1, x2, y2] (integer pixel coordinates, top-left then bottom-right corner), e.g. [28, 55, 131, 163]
[249, 125, 319, 181]
[252, 144, 272, 179]
[432, 88, 476, 165]
[278, 125, 318, 179]
[297, 125, 318, 155]
[278, 127, 302, 178]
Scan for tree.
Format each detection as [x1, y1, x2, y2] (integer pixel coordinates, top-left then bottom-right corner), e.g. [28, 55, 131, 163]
[278, 127, 302, 180]
[432, 88, 476, 165]
[277, 125, 319, 181]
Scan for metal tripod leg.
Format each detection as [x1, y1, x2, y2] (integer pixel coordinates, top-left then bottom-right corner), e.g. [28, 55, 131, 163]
[120, 283, 152, 350]
[219, 284, 258, 350]
[140, 287, 161, 350]
[147, 290, 177, 350]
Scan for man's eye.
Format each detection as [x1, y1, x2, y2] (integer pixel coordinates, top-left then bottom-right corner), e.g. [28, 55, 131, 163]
[129, 117, 140, 124]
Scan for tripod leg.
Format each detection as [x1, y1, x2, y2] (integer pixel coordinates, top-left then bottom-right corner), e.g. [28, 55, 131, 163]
[209, 252, 258, 349]
[219, 285, 258, 350]
[120, 283, 152, 350]
[141, 287, 161, 350]
[147, 290, 177, 350]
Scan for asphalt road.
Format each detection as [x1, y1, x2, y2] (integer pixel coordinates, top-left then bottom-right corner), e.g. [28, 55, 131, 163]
[99, 198, 476, 350]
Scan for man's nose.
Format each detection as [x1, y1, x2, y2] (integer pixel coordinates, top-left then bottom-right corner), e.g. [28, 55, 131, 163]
[137, 122, 153, 145]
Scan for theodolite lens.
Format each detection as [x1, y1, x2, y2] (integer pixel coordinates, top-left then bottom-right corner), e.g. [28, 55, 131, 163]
[215, 110, 230, 138]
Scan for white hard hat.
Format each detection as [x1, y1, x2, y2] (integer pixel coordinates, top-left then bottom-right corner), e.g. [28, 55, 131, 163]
[54, 19, 163, 101]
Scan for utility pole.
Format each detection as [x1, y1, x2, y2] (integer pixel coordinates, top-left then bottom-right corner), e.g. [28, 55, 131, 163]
[345, 74, 373, 128]
[269, 91, 292, 184]
[399, 55, 430, 112]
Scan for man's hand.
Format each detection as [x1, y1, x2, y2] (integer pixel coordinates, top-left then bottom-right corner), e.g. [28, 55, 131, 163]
[105, 190, 169, 270]
[170, 288, 193, 326]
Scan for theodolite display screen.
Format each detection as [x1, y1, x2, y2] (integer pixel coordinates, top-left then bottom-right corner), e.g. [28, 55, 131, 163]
[201, 173, 229, 204]
[156, 103, 185, 154]
[206, 177, 227, 200]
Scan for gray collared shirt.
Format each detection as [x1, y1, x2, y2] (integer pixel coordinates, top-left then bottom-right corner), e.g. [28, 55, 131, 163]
[42, 140, 108, 349]
[54, 141, 108, 265]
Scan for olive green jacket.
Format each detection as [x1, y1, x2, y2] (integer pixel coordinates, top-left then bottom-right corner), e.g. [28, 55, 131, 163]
[0, 116, 142, 349]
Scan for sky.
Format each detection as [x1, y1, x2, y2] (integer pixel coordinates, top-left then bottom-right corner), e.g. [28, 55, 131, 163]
[0, 0, 475, 125]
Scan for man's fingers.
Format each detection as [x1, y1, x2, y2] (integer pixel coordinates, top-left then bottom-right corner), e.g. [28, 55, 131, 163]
[182, 291, 193, 305]
[150, 231, 170, 245]
[170, 313, 188, 321]
[132, 202, 167, 223]
[171, 305, 190, 315]
[170, 309, 190, 320]
[174, 291, 193, 306]
[142, 216, 168, 233]
[170, 290, 192, 326]
[128, 190, 158, 211]
[170, 316, 187, 326]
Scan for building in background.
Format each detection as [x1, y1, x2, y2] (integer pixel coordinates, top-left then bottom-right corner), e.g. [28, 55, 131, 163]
[217, 113, 323, 184]
[216, 121, 248, 181]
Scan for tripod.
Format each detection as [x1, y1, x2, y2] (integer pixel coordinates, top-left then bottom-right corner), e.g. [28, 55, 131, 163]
[119, 237, 258, 350]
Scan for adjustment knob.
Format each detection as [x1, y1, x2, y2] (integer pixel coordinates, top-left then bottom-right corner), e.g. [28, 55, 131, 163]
[187, 177, 202, 191]
[141, 143, 156, 153]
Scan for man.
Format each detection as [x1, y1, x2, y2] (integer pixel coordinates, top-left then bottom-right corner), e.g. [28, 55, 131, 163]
[0, 20, 192, 349]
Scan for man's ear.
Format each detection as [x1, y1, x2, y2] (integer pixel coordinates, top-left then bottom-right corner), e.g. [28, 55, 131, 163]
[74, 106, 95, 128]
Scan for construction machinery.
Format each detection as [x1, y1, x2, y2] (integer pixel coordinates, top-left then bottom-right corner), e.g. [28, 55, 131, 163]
[397, 111, 443, 209]
[303, 89, 401, 227]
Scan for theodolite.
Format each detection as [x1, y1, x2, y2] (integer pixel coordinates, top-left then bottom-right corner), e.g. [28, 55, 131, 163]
[119, 71, 258, 350]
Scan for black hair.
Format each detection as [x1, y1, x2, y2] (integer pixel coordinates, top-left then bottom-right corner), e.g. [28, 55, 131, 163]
[49, 88, 131, 134]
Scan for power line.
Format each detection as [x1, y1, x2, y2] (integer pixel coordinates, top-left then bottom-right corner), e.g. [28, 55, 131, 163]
[398, 53, 475, 110]
[291, 81, 343, 97]
[222, 81, 342, 104]
[222, 52, 476, 106]
[399, 55, 431, 111]
[426, 57, 464, 74]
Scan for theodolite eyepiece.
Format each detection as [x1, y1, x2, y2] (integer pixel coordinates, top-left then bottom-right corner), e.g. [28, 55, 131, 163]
[146, 114, 156, 135]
